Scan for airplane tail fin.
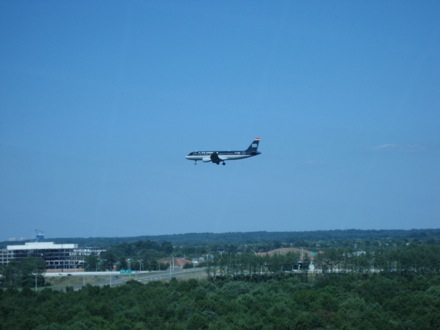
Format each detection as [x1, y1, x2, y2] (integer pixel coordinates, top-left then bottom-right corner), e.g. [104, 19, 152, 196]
[246, 138, 261, 153]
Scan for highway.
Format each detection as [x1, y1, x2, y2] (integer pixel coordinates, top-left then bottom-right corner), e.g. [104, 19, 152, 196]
[44, 267, 207, 290]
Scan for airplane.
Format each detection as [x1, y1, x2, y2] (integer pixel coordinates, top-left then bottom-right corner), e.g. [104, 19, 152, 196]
[186, 138, 261, 165]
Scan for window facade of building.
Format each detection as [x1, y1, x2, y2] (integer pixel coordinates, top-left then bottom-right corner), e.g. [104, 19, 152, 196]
[0, 242, 102, 271]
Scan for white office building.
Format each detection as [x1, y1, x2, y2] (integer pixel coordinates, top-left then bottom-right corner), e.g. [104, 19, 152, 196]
[0, 241, 102, 271]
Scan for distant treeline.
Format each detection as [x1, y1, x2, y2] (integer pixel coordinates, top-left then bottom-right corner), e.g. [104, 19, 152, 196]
[87, 240, 174, 271]
[2, 228, 440, 249]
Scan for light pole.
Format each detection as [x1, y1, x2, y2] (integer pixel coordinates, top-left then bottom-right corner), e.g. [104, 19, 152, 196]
[169, 255, 174, 279]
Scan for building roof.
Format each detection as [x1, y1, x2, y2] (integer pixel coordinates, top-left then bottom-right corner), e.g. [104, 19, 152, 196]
[7, 242, 78, 250]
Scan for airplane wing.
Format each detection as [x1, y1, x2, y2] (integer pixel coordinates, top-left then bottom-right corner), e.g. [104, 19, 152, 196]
[210, 152, 223, 164]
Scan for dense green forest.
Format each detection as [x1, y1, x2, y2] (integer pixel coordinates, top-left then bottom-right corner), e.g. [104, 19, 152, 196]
[1, 273, 439, 329]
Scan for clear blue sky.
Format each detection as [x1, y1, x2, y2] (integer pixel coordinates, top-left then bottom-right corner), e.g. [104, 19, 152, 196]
[1, 1, 439, 241]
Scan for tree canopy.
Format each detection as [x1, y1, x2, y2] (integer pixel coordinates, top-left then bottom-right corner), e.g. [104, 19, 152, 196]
[1, 273, 440, 329]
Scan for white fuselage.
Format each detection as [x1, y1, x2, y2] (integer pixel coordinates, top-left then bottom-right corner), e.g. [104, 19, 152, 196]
[185, 151, 253, 162]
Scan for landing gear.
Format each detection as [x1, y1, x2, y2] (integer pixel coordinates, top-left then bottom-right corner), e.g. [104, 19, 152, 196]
[194, 161, 197, 165]
[222, 162, 226, 165]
